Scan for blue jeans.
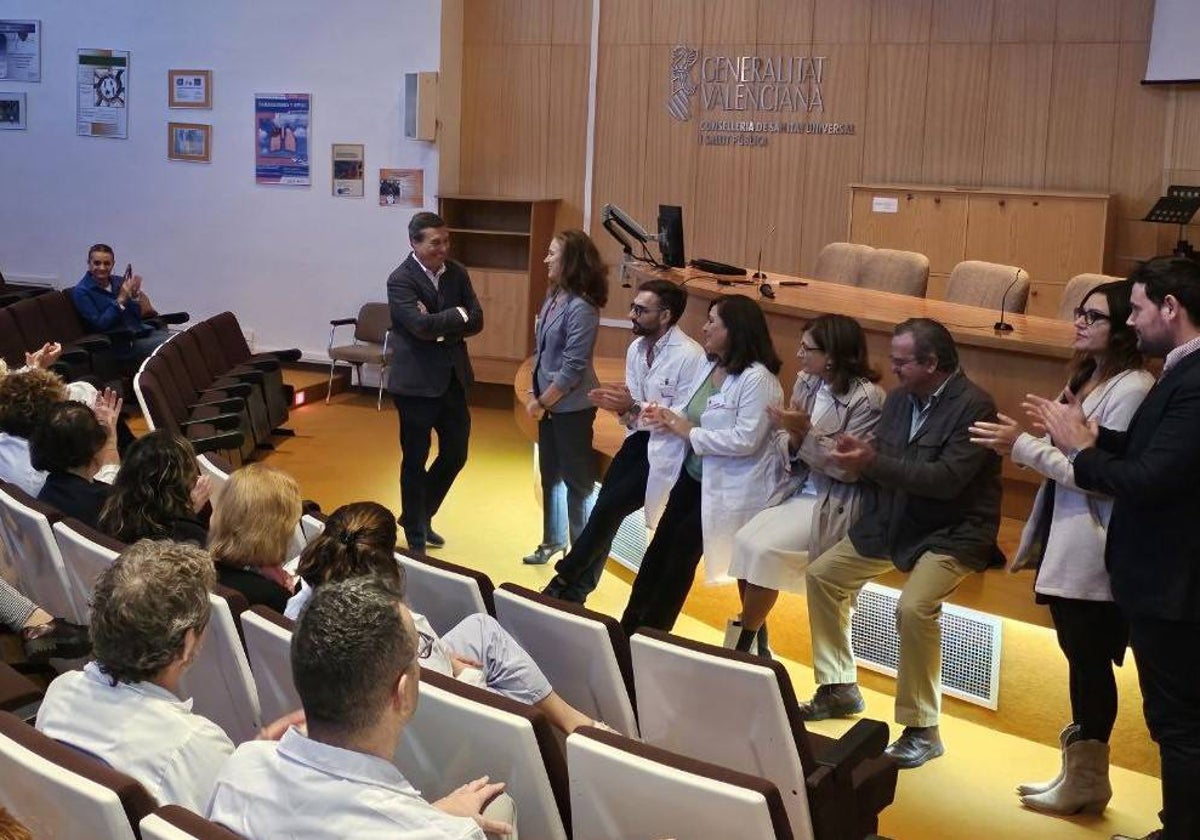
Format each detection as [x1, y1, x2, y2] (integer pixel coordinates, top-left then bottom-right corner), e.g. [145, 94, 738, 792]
[537, 408, 597, 547]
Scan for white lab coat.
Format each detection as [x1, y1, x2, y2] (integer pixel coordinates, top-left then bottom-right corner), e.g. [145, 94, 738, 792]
[678, 360, 789, 583]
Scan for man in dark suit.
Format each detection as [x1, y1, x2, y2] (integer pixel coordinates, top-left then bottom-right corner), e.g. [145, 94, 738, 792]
[1029, 256, 1200, 840]
[800, 318, 1002, 769]
[386, 212, 483, 553]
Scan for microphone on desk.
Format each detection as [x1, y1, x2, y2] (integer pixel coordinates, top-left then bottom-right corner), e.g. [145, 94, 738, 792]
[993, 268, 1022, 333]
[754, 225, 779, 298]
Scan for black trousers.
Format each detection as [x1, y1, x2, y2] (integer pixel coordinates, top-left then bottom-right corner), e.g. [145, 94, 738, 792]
[392, 377, 470, 547]
[1047, 597, 1129, 743]
[536, 407, 597, 547]
[620, 470, 702, 636]
[551, 431, 650, 602]
[1127, 616, 1200, 840]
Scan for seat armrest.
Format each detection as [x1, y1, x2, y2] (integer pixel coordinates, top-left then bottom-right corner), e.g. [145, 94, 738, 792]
[202, 381, 254, 399]
[189, 429, 246, 454]
[194, 397, 247, 415]
[148, 311, 189, 327]
[241, 358, 281, 373]
[102, 326, 136, 342]
[330, 317, 357, 327]
[71, 335, 112, 352]
[58, 348, 92, 365]
[222, 368, 265, 385]
[815, 718, 890, 782]
[258, 348, 302, 363]
[180, 412, 244, 432]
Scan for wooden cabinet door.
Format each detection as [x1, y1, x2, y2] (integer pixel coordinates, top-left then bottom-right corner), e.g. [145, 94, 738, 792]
[850, 187, 967, 275]
[966, 195, 1108, 285]
[467, 269, 531, 360]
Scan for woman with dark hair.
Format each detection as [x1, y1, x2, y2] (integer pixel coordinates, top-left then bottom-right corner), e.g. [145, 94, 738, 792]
[521, 229, 609, 565]
[727, 314, 886, 655]
[620, 295, 789, 635]
[287, 501, 611, 735]
[99, 430, 212, 545]
[31, 396, 122, 528]
[970, 279, 1153, 816]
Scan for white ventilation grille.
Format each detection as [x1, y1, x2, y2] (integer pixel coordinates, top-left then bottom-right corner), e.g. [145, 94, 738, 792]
[608, 497, 648, 573]
[850, 582, 1002, 709]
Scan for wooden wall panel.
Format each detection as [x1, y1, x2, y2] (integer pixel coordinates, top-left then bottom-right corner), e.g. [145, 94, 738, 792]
[1045, 43, 1119, 191]
[551, 0, 592, 44]
[756, 0, 814, 45]
[651, 0, 702, 44]
[861, 45, 929, 183]
[1055, 0, 1120, 42]
[992, 0, 1057, 42]
[921, 45, 990, 184]
[601, 0, 652, 44]
[545, 46, 592, 231]
[871, 0, 932, 44]
[498, 47, 551, 197]
[464, 0, 505, 44]
[1171, 94, 1200, 172]
[931, 0, 993, 43]
[703, 0, 759, 44]
[641, 46, 700, 223]
[459, 45, 505, 195]
[1109, 42, 1168, 221]
[812, 0, 871, 44]
[1118, 0, 1154, 42]
[502, 0, 554, 43]
[981, 43, 1053, 186]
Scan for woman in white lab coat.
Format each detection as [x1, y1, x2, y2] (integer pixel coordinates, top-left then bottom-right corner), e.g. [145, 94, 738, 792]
[619, 295, 788, 636]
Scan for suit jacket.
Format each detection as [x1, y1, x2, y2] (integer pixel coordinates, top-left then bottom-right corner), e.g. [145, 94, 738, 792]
[1074, 349, 1200, 621]
[385, 256, 484, 398]
[849, 371, 1003, 572]
[532, 290, 600, 414]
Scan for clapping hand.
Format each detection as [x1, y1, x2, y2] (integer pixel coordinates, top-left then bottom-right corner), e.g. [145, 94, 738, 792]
[434, 776, 513, 836]
[827, 431, 877, 471]
[190, 474, 213, 513]
[767, 401, 812, 438]
[91, 387, 123, 434]
[589, 383, 634, 414]
[968, 413, 1023, 456]
[643, 404, 693, 438]
[25, 342, 63, 370]
[1022, 391, 1097, 454]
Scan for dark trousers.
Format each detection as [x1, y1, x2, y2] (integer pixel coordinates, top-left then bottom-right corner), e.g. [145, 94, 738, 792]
[550, 431, 650, 602]
[393, 377, 470, 547]
[620, 470, 702, 636]
[537, 407, 597, 547]
[1127, 616, 1200, 840]
[1047, 597, 1129, 742]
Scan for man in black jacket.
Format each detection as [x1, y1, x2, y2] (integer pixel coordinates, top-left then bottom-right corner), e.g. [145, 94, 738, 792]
[799, 318, 1002, 769]
[1029, 256, 1200, 840]
[386, 212, 483, 553]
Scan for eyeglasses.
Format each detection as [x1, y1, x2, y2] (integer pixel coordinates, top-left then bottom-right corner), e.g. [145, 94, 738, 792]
[630, 304, 664, 317]
[797, 343, 822, 355]
[1073, 307, 1111, 327]
[889, 356, 918, 368]
[416, 631, 435, 659]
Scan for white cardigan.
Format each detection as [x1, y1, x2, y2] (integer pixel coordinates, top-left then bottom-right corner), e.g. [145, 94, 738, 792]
[1010, 368, 1155, 601]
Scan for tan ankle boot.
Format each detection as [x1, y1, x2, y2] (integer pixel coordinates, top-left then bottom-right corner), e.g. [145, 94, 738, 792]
[1016, 723, 1080, 796]
[1020, 739, 1111, 815]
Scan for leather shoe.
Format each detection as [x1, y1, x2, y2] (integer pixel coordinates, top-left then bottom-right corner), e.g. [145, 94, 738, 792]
[1111, 831, 1162, 840]
[885, 725, 945, 769]
[425, 526, 446, 548]
[22, 618, 91, 662]
[798, 683, 866, 721]
[523, 544, 566, 565]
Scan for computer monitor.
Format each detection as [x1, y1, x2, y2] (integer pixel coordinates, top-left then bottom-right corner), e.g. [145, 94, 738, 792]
[658, 205, 685, 268]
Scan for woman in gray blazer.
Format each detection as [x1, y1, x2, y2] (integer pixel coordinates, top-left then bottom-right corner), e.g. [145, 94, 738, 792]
[971, 280, 1153, 817]
[521, 230, 608, 565]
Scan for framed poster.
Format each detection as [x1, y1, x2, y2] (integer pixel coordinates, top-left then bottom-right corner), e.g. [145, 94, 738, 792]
[0, 92, 25, 129]
[168, 121, 211, 162]
[255, 93, 310, 185]
[0, 20, 40, 82]
[169, 69, 211, 109]
[332, 143, 365, 197]
[77, 48, 129, 139]
[379, 168, 423, 208]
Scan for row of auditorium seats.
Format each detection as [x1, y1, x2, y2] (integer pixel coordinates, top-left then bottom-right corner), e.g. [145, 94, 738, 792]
[0, 270, 54, 308]
[813, 242, 1119, 319]
[132, 312, 301, 462]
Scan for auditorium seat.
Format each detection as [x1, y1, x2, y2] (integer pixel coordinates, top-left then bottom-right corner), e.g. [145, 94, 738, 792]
[395, 549, 496, 636]
[813, 243, 872, 288]
[0, 662, 43, 721]
[567, 725, 794, 840]
[141, 348, 258, 459]
[299, 510, 327, 542]
[1058, 273, 1120, 320]
[178, 589, 261, 744]
[396, 667, 570, 840]
[166, 330, 272, 443]
[50, 518, 126, 623]
[630, 629, 898, 840]
[0, 710, 157, 840]
[0, 481, 81, 624]
[205, 311, 299, 431]
[133, 363, 249, 459]
[944, 260, 1030, 313]
[141, 805, 245, 840]
[858, 248, 930, 297]
[240, 606, 301, 725]
[5, 295, 107, 380]
[494, 582, 639, 738]
[196, 452, 233, 489]
[326, 302, 392, 409]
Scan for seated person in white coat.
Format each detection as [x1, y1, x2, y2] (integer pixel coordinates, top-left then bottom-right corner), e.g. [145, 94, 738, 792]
[37, 540, 236, 812]
[729, 314, 885, 656]
[209, 575, 515, 840]
[620, 295, 789, 636]
[286, 501, 605, 734]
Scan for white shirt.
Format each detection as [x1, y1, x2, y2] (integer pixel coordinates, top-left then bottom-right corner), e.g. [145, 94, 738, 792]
[0, 433, 44, 496]
[411, 251, 468, 324]
[207, 727, 485, 840]
[36, 661, 234, 813]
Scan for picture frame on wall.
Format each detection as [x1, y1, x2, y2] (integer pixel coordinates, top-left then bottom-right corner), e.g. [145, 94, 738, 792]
[168, 121, 211, 162]
[168, 69, 211, 109]
[0, 91, 26, 129]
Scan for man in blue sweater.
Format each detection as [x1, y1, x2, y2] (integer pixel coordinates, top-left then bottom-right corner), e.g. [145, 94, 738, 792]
[72, 243, 169, 368]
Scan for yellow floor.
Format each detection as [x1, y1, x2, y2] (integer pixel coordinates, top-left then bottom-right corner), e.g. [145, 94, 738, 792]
[263, 389, 1163, 840]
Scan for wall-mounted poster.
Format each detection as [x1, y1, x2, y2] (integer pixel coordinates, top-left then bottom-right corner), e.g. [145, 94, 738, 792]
[77, 49, 129, 139]
[168, 122, 211, 162]
[379, 168, 423, 208]
[0, 92, 26, 129]
[0, 20, 40, 82]
[332, 143, 364, 197]
[169, 69, 211, 109]
[255, 93, 310, 185]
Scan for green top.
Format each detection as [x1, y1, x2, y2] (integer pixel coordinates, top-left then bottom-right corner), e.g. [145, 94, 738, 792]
[683, 369, 720, 481]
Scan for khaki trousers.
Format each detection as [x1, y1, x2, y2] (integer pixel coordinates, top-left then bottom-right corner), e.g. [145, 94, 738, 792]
[806, 536, 973, 728]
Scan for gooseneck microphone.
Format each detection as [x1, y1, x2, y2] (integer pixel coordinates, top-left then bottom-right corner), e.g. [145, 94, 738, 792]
[752, 225, 777, 281]
[993, 268, 1022, 333]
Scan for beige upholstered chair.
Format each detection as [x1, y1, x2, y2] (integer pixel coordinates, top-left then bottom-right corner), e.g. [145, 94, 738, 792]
[1058, 273, 1122, 321]
[944, 260, 1030, 313]
[326, 302, 391, 409]
[813, 242, 872, 287]
[858, 248, 930, 297]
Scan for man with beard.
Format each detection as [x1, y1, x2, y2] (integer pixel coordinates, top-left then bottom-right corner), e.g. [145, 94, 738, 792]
[540, 279, 706, 603]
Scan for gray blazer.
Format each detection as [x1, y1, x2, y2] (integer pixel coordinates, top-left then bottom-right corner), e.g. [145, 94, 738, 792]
[532, 290, 600, 414]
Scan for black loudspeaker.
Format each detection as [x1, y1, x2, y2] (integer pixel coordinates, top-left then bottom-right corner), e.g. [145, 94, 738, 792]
[658, 205, 685, 268]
